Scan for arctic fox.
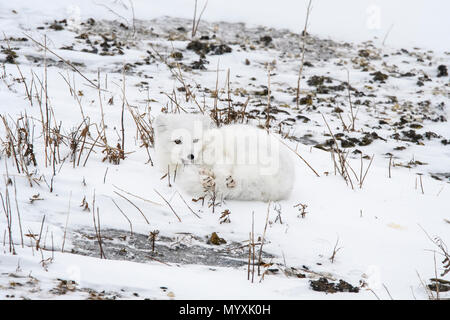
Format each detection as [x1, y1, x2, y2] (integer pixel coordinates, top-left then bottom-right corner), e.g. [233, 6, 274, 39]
[154, 113, 294, 201]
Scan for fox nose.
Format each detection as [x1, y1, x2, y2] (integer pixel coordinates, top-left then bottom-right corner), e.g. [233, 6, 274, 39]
[187, 154, 195, 161]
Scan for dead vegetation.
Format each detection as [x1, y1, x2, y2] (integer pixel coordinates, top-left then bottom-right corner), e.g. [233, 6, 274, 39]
[418, 226, 450, 299]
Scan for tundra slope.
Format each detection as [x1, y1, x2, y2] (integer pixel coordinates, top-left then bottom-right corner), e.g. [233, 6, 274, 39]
[0, 9, 449, 299]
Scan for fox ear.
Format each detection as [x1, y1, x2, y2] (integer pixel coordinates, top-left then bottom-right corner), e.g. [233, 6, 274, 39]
[154, 114, 168, 133]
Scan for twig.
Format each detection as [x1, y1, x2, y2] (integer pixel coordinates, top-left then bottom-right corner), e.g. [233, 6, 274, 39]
[13, 178, 24, 248]
[265, 67, 271, 130]
[251, 211, 255, 283]
[112, 184, 162, 206]
[111, 198, 133, 236]
[382, 24, 395, 46]
[329, 236, 342, 263]
[247, 232, 252, 281]
[177, 191, 201, 219]
[360, 155, 374, 188]
[96, 208, 106, 259]
[295, 0, 313, 109]
[113, 191, 150, 224]
[346, 69, 356, 131]
[258, 202, 270, 276]
[120, 66, 126, 155]
[154, 189, 182, 222]
[36, 215, 45, 251]
[382, 284, 394, 300]
[61, 191, 72, 252]
[388, 154, 392, 178]
[419, 174, 424, 194]
[24, 33, 100, 89]
[321, 113, 353, 188]
[191, 0, 208, 38]
[271, 133, 320, 177]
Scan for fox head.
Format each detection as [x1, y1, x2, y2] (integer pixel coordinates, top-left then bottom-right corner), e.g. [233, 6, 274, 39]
[154, 113, 215, 170]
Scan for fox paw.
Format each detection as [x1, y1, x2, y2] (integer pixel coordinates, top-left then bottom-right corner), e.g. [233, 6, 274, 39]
[226, 176, 236, 189]
[199, 168, 216, 191]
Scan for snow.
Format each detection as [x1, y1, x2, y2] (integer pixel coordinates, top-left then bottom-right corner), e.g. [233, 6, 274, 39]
[1, 0, 449, 52]
[4, 248, 365, 300]
[0, 0, 449, 300]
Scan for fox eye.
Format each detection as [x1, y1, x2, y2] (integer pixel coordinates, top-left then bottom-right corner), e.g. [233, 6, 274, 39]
[174, 139, 182, 145]
[193, 138, 199, 143]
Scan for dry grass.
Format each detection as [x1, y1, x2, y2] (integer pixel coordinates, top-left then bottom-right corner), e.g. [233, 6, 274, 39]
[191, 0, 208, 39]
[321, 113, 374, 189]
[295, 0, 313, 109]
[329, 236, 342, 264]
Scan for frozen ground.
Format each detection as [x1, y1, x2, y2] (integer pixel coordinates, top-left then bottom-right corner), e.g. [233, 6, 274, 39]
[0, 1, 449, 299]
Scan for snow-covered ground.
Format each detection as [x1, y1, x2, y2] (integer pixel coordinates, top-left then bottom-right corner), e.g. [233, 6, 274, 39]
[0, 1, 449, 300]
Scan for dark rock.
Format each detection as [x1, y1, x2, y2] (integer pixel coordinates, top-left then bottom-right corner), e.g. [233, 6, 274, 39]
[400, 72, 415, 77]
[170, 51, 183, 60]
[359, 134, 373, 146]
[428, 280, 450, 292]
[425, 132, 440, 140]
[187, 40, 208, 55]
[418, 74, 432, 82]
[307, 75, 332, 87]
[409, 123, 423, 129]
[49, 21, 64, 31]
[335, 280, 360, 293]
[432, 115, 447, 122]
[2, 48, 18, 63]
[75, 33, 89, 40]
[207, 232, 226, 245]
[187, 41, 232, 56]
[310, 277, 359, 294]
[341, 138, 357, 148]
[437, 65, 448, 77]
[296, 115, 310, 123]
[211, 44, 232, 55]
[401, 130, 423, 143]
[299, 95, 313, 105]
[260, 36, 272, 46]
[191, 58, 209, 70]
[358, 49, 370, 58]
[370, 71, 388, 82]
[310, 278, 337, 293]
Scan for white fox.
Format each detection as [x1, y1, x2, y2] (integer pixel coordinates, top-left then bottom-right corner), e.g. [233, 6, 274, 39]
[154, 113, 294, 201]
